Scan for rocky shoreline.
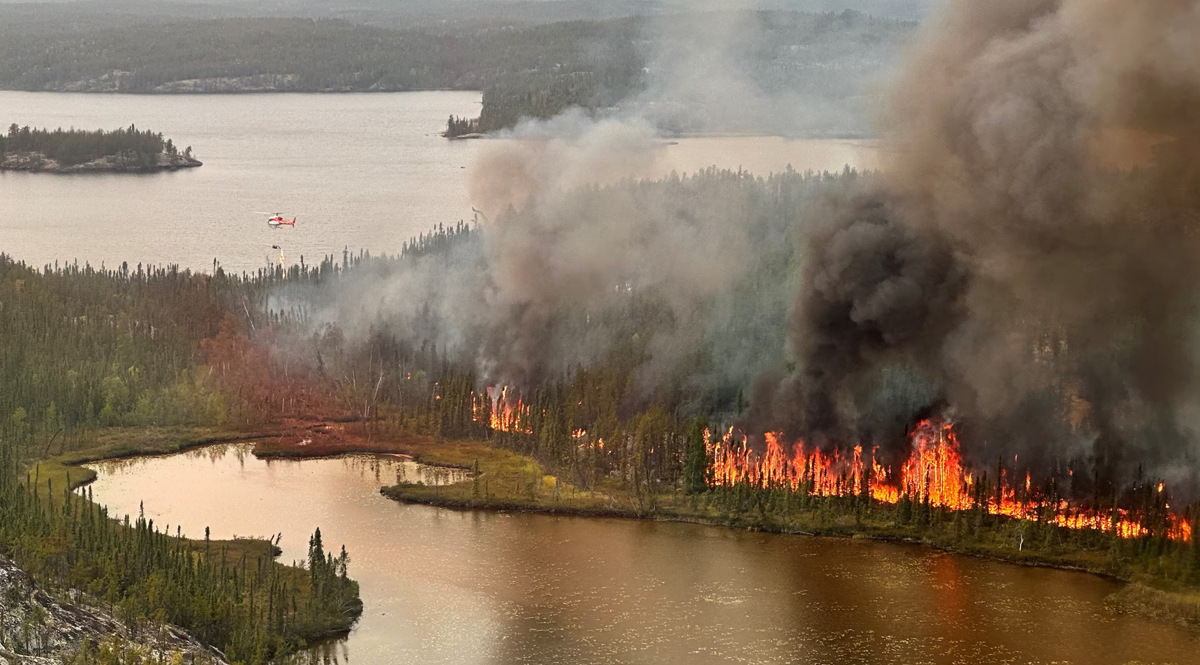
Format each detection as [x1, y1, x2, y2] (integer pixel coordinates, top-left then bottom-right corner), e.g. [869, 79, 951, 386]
[0, 556, 228, 664]
[0, 151, 202, 173]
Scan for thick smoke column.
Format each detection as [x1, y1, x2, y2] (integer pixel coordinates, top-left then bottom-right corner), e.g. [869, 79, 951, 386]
[763, 191, 966, 450]
[464, 1, 831, 388]
[774, 0, 1200, 489]
[467, 112, 771, 388]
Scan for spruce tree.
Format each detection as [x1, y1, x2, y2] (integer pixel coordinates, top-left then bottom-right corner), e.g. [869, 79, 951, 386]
[682, 416, 709, 495]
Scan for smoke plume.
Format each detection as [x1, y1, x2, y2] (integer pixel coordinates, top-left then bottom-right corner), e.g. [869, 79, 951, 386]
[461, 1, 884, 388]
[771, 0, 1200, 488]
[293, 0, 1200, 490]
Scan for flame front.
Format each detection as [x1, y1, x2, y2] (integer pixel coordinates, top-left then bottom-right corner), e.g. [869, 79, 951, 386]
[708, 418, 1192, 543]
[470, 389, 1191, 543]
[471, 385, 533, 434]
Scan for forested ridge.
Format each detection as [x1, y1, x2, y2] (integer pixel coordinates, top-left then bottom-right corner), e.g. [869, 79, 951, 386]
[0, 11, 913, 135]
[0, 16, 645, 94]
[0, 0, 930, 36]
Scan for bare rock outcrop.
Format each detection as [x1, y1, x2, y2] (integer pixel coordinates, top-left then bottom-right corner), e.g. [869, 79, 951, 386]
[0, 557, 226, 664]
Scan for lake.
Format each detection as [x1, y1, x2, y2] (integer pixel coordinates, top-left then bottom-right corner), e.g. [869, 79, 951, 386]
[83, 444, 1199, 665]
[1, 91, 880, 274]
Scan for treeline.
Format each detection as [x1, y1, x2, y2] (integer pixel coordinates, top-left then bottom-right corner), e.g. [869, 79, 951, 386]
[0, 246, 417, 455]
[445, 115, 481, 138]
[0, 124, 190, 167]
[0, 255, 247, 451]
[0, 1, 930, 38]
[469, 9, 915, 136]
[0, 450, 358, 661]
[475, 68, 639, 133]
[700, 466, 1200, 585]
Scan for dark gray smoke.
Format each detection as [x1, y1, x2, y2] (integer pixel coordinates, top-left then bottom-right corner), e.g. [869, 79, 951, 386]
[769, 0, 1200, 488]
[762, 190, 966, 452]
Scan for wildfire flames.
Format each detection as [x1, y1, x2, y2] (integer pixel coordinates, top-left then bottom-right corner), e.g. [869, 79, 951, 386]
[472, 385, 1191, 542]
[709, 419, 1193, 543]
[472, 386, 533, 434]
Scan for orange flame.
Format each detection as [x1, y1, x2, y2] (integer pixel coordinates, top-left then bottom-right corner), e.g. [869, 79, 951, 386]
[707, 418, 1192, 542]
[472, 386, 533, 434]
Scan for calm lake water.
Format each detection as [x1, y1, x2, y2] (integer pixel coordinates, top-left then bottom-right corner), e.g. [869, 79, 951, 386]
[84, 445, 1199, 665]
[1, 91, 879, 274]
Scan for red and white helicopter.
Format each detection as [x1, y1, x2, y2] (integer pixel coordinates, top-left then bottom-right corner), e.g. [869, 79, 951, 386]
[267, 213, 296, 228]
[256, 211, 296, 228]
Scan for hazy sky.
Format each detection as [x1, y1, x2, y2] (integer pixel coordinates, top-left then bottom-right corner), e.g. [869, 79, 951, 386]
[0, 0, 940, 22]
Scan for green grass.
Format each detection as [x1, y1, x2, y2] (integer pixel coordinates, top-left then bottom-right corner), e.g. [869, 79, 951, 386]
[1107, 582, 1200, 626]
[28, 425, 278, 496]
[376, 438, 631, 514]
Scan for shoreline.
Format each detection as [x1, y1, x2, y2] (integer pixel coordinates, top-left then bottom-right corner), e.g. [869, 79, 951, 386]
[0, 151, 202, 174]
[42, 425, 363, 654]
[50, 426, 283, 492]
[379, 484, 1118, 579]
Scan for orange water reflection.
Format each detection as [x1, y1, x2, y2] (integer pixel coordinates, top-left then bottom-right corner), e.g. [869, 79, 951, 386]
[84, 445, 1199, 665]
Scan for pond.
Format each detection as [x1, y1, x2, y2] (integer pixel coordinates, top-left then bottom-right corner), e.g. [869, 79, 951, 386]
[83, 444, 1199, 665]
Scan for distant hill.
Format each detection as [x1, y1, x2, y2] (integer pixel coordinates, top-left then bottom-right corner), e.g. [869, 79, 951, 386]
[0, 16, 638, 92]
[0, 1, 936, 30]
[0, 9, 916, 136]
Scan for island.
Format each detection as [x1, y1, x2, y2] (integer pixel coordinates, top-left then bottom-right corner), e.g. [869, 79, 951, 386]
[0, 123, 201, 173]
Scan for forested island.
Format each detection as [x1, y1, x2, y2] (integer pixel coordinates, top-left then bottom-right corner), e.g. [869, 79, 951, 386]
[0, 124, 200, 173]
[0, 10, 915, 137]
[1, 169, 1197, 660]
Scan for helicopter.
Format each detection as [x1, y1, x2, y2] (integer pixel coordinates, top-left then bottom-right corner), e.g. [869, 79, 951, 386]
[267, 213, 296, 228]
[254, 211, 296, 228]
